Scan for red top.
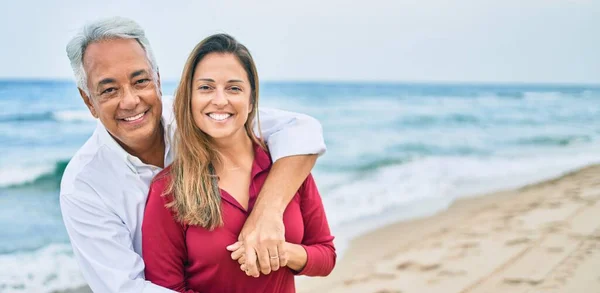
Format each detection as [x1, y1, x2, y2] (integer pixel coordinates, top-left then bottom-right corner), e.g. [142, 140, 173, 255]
[142, 144, 336, 293]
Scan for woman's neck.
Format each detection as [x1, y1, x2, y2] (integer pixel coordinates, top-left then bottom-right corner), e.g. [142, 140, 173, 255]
[212, 131, 254, 172]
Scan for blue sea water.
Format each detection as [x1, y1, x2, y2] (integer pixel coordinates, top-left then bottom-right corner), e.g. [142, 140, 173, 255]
[1, 80, 600, 292]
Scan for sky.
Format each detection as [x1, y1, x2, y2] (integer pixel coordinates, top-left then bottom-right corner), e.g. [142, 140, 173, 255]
[0, 0, 598, 84]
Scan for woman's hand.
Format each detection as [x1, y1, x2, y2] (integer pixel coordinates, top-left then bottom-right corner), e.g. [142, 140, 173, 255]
[228, 241, 307, 275]
[229, 241, 286, 276]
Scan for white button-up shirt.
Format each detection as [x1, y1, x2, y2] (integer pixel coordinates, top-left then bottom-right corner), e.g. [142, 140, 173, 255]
[60, 97, 326, 293]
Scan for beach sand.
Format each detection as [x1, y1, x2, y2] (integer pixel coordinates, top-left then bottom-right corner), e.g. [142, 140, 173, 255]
[61, 165, 600, 293]
[298, 165, 600, 293]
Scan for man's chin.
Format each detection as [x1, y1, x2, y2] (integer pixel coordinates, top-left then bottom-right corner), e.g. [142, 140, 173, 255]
[113, 124, 161, 144]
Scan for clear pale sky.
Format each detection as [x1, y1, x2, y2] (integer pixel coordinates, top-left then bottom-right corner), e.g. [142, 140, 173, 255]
[0, 0, 598, 84]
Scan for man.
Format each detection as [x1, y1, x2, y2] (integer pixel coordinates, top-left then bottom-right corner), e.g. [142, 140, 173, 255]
[60, 16, 325, 292]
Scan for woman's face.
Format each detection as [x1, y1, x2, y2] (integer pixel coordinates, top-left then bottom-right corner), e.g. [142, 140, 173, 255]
[191, 53, 253, 141]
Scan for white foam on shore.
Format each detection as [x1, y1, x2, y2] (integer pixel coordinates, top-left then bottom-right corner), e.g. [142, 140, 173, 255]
[0, 244, 85, 293]
[319, 145, 600, 258]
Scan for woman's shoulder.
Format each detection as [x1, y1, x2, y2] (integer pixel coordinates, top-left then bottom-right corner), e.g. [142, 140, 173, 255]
[149, 165, 173, 197]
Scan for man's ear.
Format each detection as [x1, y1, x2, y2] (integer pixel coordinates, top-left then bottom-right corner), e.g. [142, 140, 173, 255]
[79, 88, 98, 118]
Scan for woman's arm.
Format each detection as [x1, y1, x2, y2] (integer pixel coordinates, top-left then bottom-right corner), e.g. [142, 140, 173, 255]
[289, 174, 337, 276]
[282, 242, 308, 272]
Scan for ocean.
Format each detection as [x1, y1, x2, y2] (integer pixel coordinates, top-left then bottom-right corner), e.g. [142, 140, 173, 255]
[1, 80, 600, 292]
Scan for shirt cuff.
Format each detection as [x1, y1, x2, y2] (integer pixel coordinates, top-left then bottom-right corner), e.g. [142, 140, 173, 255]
[266, 127, 326, 162]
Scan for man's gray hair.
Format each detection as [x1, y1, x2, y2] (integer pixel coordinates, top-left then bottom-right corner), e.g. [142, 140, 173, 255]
[66, 16, 159, 95]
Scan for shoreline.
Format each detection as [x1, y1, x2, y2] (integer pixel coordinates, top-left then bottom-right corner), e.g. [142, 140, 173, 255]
[298, 164, 600, 292]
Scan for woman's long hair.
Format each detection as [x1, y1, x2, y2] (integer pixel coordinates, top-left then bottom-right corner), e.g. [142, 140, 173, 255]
[166, 34, 265, 229]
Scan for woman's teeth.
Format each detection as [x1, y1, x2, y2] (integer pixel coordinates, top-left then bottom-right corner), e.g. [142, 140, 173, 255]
[208, 113, 232, 121]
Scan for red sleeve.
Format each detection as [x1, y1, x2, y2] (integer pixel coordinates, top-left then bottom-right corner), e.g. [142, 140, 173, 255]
[142, 173, 200, 293]
[296, 174, 337, 276]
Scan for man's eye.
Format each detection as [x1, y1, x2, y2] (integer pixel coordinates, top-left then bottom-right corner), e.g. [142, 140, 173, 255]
[136, 79, 150, 85]
[101, 88, 117, 95]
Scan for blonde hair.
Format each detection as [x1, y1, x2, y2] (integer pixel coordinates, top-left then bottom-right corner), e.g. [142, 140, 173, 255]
[167, 34, 265, 229]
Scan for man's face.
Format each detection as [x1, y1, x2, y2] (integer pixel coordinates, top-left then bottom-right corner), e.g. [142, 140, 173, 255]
[80, 38, 162, 152]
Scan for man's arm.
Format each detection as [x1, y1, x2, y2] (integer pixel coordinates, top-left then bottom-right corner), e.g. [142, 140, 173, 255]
[254, 107, 326, 161]
[60, 179, 174, 293]
[230, 108, 324, 277]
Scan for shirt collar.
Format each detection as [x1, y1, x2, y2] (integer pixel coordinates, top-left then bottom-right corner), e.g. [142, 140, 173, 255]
[96, 120, 131, 163]
[250, 143, 272, 179]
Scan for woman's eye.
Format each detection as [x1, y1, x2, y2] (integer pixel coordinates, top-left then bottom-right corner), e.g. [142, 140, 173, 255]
[198, 85, 211, 90]
[229, 86, 242, 92]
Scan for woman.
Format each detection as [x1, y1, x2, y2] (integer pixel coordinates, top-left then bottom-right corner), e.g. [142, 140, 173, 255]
[142, 34, 336, 293]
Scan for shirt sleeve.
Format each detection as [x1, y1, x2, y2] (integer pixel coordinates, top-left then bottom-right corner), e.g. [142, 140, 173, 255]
[255, 107, 326, 162]
[142, 178, 201, 293]
[296, 174, 337, 276]
[60, 178, 175, 293]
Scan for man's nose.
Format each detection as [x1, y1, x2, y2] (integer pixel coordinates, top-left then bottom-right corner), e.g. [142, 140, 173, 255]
[120, 87, 140, 110]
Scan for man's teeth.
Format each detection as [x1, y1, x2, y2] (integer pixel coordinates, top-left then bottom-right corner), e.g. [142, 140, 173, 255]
[123, 112, 145, 121]
[208, 113, 232, 121]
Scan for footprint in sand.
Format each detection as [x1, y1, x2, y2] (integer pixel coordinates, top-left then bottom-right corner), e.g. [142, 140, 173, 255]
[504, 278, 543, 286]
[396, 261, 440, 272]
[547, 246, 564, 253]
[505, 237, 531, 246]
[437, 269, 467, 277]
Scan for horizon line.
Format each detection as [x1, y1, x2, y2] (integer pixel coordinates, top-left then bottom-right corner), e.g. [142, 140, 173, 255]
[0, 77, 599, 88]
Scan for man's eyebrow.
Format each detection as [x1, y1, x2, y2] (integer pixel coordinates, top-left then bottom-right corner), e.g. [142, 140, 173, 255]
[131, 69, 149, 79]
[96, 78, 116, 91]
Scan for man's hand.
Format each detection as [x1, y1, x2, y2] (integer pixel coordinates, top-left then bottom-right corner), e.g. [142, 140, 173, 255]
[227, 210, 288, 277]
